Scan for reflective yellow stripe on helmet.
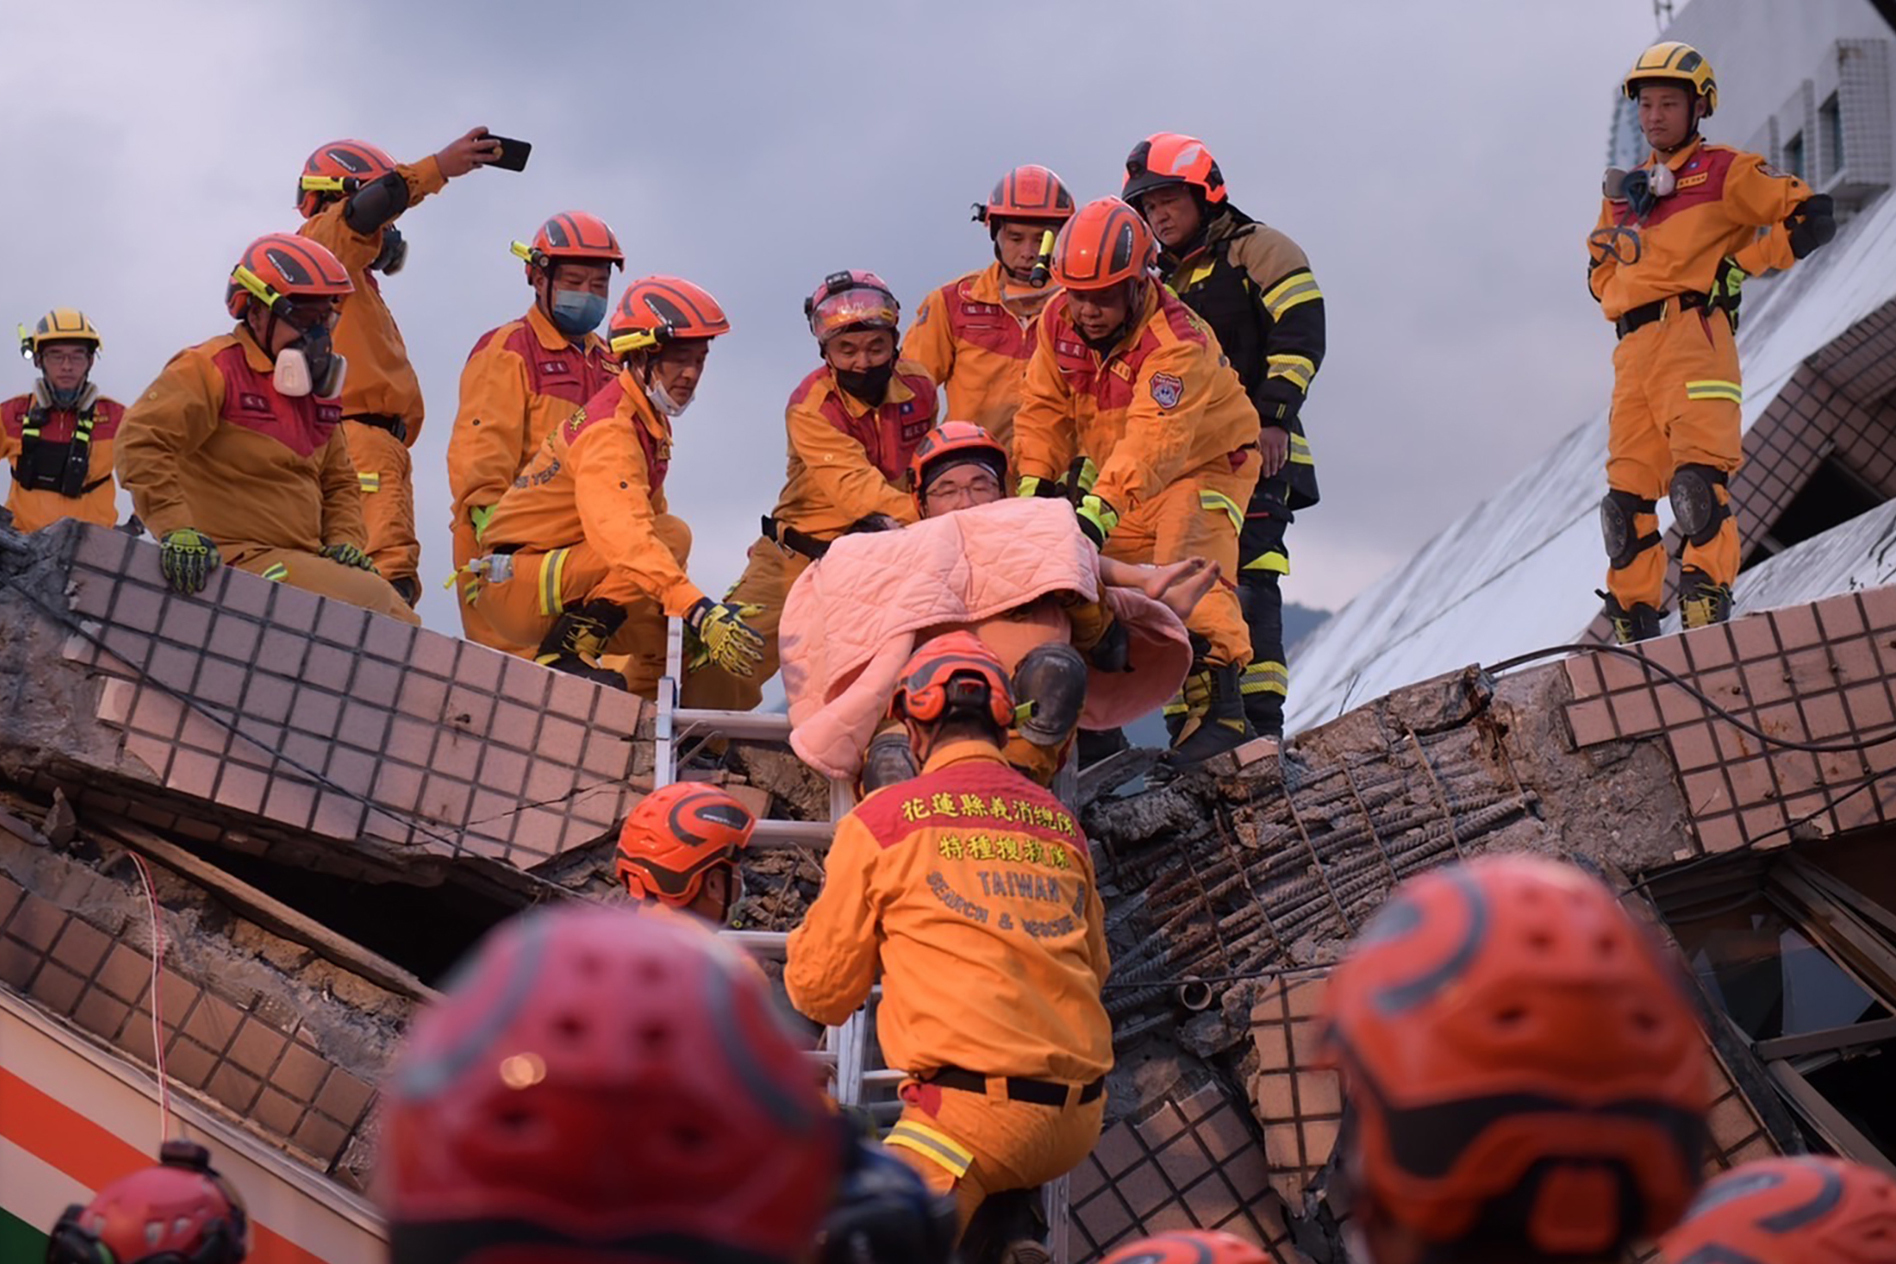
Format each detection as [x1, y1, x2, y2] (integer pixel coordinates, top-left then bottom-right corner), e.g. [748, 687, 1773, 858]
[1261, 270, 1322, 319]
[1684, 379, 1743, 404]
[885, 1120, 974, 1179]
[357, 471, 381, 494]
[1199, 490, 1244, 533]
[1265, 353, 1316, 393]
[538, 548, 570, 618]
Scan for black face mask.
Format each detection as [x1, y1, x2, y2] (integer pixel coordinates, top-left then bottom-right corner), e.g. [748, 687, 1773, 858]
[297, 323, 337, 388]
[834, 361, 895, 405]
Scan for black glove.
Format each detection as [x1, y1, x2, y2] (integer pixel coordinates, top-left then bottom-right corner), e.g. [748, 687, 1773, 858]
[1074, 493, 1118, 549]
[846, 513, 902, 534]
[1786, 193, 1837, 259]
[1017, 474, 1064, 499]
[159, 528, 221, 595]
[1708, 256, 1747, 330]
[319, 541, 378, 572]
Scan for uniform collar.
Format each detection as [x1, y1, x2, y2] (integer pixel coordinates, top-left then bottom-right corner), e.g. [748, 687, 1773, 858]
[831, 366, 915, 416]
[973, 260, 1059, 317]
[1651, 134, 1705, 172]
[921, 738, 1010, 774]
[233, 324, 277, 373]
[525, 302, 588, 352]
[616, 367, 673, 438]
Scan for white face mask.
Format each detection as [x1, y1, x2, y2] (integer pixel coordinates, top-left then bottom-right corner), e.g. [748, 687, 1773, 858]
[644, 374, 693, 418]
[273, 347, 347, 399]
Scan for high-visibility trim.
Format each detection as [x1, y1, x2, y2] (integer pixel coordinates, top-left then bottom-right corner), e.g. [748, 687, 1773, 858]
[356, 471, 381, 494]
[1265, 353, 1316, 392]
[1685, 379, 1743, 404]
[1288, 433, 1315, 466]
[1162, 695, 1190, 717]
[1262, 270, 1322, 318]
[885, 1120, 973, 1179]
[1186, 261, 1216, 288]
[261, 563, 289, 583]
[1241, 661, 1290, 696]
[1199, 489, 1244, 533]
[1242, 550, 1291, 575]
[537, 548, 570, 618]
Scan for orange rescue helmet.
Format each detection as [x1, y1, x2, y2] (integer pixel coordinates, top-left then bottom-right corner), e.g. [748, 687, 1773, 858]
[296, 138, 399, 218]
[805, 270, 900, 345]
[973, 164, 1076, 233]
[1659, 1157, 1896, 1264]
[379, 904, 844, 1263]
[608, 275, 731, 361]
[1122, 132, 1228, 210]
[890, 631, 1015, 729]
[1050, 198, 1154, 292]
[1320, 853, 1710, 1260]
[1100, 1230, 1272, 1263]
[512, 211, 626, 271]
[910, 421, 1007, 509]
[46, 1140, 250, 1264]
[615, 781, 756, 906]
[225, 233, 354, 320]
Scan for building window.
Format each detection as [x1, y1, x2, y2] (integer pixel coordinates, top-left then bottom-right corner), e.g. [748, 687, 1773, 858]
[1784, 130, 1808, 180]
[1821, 92, 1846, 179]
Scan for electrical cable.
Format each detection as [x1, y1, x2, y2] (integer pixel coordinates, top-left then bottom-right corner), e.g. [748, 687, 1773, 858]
[128, 852, 173, 1147]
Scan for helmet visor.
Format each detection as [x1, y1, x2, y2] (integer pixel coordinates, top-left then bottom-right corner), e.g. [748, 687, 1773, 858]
[809, 286, 897, 343]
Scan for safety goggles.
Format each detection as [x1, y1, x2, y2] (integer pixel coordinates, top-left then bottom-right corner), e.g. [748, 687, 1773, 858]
[807, 284, 898, 342]
[230, 265, 340, 328]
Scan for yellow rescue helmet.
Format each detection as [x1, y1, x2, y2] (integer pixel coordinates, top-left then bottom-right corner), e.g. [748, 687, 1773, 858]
[18, 308, 103, 360]
[1623, 41, 1717, 117]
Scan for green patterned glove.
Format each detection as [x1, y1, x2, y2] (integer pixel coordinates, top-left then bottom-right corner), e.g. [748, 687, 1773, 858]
[320, 542, 379, 572]
[1074, 494, 1118, 548]
[469, 504, 496, 542]
[159, 528, 222, 595]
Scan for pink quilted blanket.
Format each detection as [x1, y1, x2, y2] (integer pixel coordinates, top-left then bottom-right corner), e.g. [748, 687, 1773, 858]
[780, 498, 1192, 779]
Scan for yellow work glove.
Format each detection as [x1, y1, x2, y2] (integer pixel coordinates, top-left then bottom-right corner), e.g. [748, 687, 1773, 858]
[1074, 494, 1118, 548]
[469, 504, 496, 542]
[319, 542, 379, 572]
[685, 598, 765, 677]
[159, 528, 222, 595]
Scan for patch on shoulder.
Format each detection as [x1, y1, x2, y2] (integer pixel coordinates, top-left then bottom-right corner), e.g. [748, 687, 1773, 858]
[562, 405, 589, 440]
[1149, 372, 1185, 410]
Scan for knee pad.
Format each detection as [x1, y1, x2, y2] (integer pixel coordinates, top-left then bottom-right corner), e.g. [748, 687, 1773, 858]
[1013, 642, 1088, 746]
[1669, 463, 1730, 547]
[1600, 488, 1660, 570]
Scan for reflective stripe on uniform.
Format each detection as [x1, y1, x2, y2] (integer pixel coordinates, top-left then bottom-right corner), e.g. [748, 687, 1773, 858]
[1199, 489, 1244, 533]
[1241, 660, 1289, 697]
[1289, 433, 1315, 466]
[1242, 549, 1290, 575]
[537, 548, 570, 618]
[1262, 270, 1322, 318]
[1684, 379, 1743, 404]
[1162, 691, 1189, 717]
[261, 563, 289, 583]
[1265, 353, 1316, 393]
[885, 1120, 974, 1179]
[1186, 261, 1216, 288]
[357, 471, 381, 494]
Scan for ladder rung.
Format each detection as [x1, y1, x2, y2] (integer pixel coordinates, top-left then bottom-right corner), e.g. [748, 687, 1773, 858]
[721, 929, 789, 953]
[672, 708, 794, 741]
[862, 1067, 908, 1086]
[750, 819, 834, 848]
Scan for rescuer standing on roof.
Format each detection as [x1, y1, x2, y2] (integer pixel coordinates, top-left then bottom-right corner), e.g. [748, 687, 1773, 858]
[469, 277, 762, 693]
[785, 633, 1111, 1255]
[116, 234, 418, 623]
[614, 781, 755, 926]
[47, 1140, 250, 1264]
[690, 271, 939, 712]
[1124, 133, 1323, 749]
[1013, 198, 1262, 765]
[296, 129, 501, 606]
[3, 310, 125, 534]
[902, 166, 1075, 464]
[447, 212, 623, 651]
[1589, 43, 1835, 643]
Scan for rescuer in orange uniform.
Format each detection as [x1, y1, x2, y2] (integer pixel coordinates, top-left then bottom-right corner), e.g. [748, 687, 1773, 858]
[469, 277, 763, 694]
[691, 271, 940, 712]
[1320, 854, 1711, 1264]
[1658, 1157, 1896, 1263]
[296, 129, 502, 605]
[1590, 43, 1835, 642]
[1125, 133, 1324, 746]
[786, 633, 1111, 1252]
[615, 781, 755, 926]
[447, 211, 623, 650]
[116, 234, 417, 623]
[1102, 1231, 1270, 1264]
[1013, 198, 1261, 764]
[902, 165, 1074, 462]
[3, 310, 125, 534]
[47, 1140, 249, 1264]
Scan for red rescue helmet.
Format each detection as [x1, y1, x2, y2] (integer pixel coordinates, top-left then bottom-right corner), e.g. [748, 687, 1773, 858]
[972, 164, 1076, 235]
[910, 421, 1007, 510]
[46, 1140, 250, 1264]
[511, 211, 626, 271]
[225, 233, 353, 320]
[296, 138, 399, 218]
[1050, 198, 1154, 292]
[805, 270, 899, 346]
[615, 782, 755, 907]
[1659, 1157, 1896, 1264]
[1321, 854, 1710, 1260]
[379, 903, 843, 1263]
[890, 631, 1015, 729]
[1100, 1230, 1273, 1263]
[1122, 132, 1228, 210]
[608, 276, 732, 361]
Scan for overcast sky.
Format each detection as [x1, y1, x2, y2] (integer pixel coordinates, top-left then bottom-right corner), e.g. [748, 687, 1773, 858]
[2, 0, 1669, 635]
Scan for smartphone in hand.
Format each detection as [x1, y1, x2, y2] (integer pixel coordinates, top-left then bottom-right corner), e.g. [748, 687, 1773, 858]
[482, 133, 532, 172]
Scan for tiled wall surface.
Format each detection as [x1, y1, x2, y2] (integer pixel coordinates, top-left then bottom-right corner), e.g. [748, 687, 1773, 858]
[1565, 589, 1896, 857]
[1247, 977, 1341, 1209]
[0, 870, 379, 1180]
[59, 525, 645, 872]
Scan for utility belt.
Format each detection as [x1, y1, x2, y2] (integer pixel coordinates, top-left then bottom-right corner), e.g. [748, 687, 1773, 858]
[1615, 291, 1713, 340]
[762, 514, 831, 561]
[924, 1065, 1105, 1108]
[347, 413, 409, 444]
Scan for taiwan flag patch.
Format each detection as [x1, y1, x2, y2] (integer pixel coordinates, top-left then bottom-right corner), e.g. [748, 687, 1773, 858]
[1150, 372, 1185, 409]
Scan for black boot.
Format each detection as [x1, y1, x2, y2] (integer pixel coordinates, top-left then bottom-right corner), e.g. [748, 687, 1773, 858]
[859, 729, 920, 793]
[1599, 590, 1663, 645]
[534, 599, 628, 688]
[1076, 727, 1128, 765]
[1678, 566, 1733, 630]
[1167, 661, 1254, 766]
[1013, 643, 1088, 747]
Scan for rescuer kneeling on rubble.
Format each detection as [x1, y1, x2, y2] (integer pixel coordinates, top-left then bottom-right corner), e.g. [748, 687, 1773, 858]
[115, 234, 418, 623]
[614, 781, 755, 926]
[786, 633, 1112, 1252]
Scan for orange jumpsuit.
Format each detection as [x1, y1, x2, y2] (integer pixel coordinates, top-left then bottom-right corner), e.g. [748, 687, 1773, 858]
[447, 305, 617, 649]
[1588, 138, 1812, 609]
[299, 155, 446, 599]
[473, 373, 699, 697]
[1, 390, 125, 533]
[115, 329, 417, 623]
[785, 739, 1111, 1231]
[1013, 285, 1260, 667]
[689, 362, 939, 711]
[901, 261, 1057, 461]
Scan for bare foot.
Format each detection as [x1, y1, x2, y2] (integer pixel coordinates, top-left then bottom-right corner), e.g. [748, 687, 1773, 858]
[1150, 558, 1218, 620]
